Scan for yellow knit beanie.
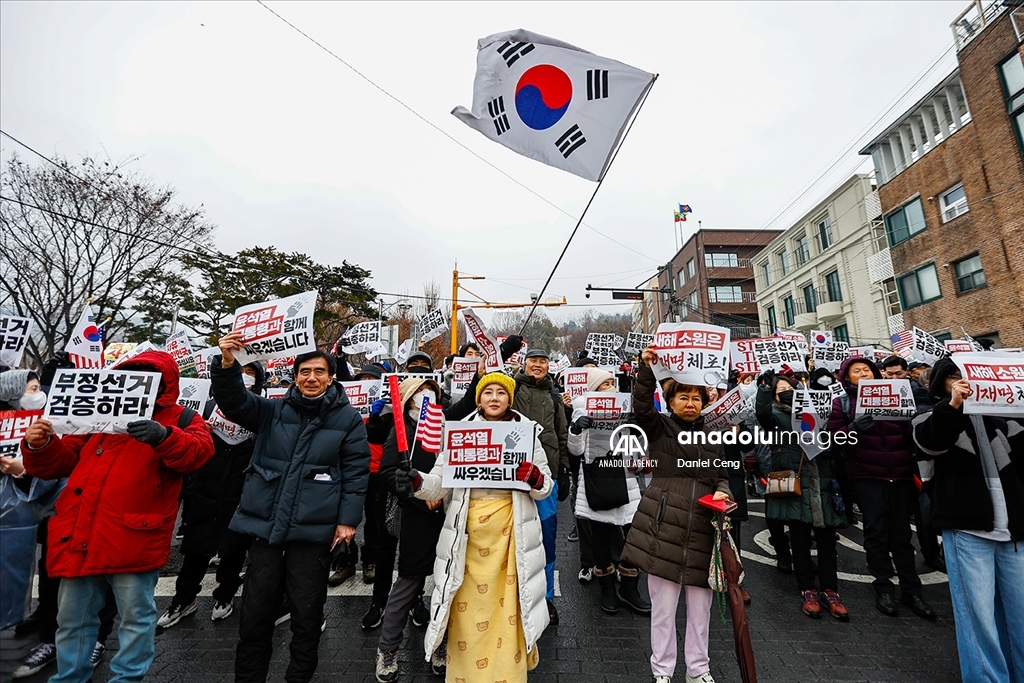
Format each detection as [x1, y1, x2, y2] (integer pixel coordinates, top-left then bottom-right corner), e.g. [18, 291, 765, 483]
[475, 371, 516, 404]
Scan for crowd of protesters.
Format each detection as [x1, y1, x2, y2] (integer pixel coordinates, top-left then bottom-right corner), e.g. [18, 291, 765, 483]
[1, 333, 1021, 683]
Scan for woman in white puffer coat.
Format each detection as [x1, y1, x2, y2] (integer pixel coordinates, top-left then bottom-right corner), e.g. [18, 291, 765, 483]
[397, 371, 552, 683]
[567, 368, 648, 616]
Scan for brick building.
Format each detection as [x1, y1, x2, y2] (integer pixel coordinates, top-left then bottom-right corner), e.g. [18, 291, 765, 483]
[860, 0, 1024, 347]
[633, 227, 782, 336]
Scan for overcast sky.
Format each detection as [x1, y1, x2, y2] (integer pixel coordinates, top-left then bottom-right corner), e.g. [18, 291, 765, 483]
[1, 1, 965, 323]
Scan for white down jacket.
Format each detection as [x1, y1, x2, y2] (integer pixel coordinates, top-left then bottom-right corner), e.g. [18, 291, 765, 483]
[415, 410, 553, 661]
[567, 399, 641, 526]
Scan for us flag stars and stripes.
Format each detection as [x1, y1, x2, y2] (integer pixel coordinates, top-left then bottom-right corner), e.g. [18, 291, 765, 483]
[891, 330, 914, 354]
[416, 397, 444, 453]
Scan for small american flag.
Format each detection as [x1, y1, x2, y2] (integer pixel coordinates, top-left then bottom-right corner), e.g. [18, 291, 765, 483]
[891, 330, 914, 354]
[416, 397, 444, 453]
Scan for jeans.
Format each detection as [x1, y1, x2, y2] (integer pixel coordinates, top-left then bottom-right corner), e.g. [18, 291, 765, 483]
[537, 481, 559, 601]
[943, 530, 1024, 683]
[51, 570, 160, 683]
[852, 479, 922, 596]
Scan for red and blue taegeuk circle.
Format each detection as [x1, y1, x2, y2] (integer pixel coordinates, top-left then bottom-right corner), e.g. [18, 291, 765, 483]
[801, 413, 817, 432]
[83, 325, 101, 342]
[814, 333, 828, 344]
[515, 65, 572, 130]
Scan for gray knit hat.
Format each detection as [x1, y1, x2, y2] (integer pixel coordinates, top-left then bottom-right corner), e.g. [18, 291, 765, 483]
[0, 369, 32, 403]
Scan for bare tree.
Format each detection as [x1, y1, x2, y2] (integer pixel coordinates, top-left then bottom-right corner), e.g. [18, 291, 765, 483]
[0, 153, 214, 367]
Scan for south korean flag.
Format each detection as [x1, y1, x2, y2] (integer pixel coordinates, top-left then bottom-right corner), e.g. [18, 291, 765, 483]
[452, 29, 656, 182]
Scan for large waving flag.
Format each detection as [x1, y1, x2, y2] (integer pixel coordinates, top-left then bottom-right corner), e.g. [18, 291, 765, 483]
[452, 29, 655, 182]
[65, 303, 104, 368]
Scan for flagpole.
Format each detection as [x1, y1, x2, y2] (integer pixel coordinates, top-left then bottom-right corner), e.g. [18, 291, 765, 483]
[519, 75, 659, 333]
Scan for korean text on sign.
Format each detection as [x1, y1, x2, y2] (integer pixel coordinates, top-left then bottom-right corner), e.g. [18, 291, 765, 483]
[651, 322, 731, 387]
[0, 315, 32, 367]
[44, 369, 161, 434]
[340, 380, 383, 421]
[952, 353, 1024, 416]
[231, 290, 317, 365]
[854, 379, 916, 420]
[441, 421, 536, 491]
[0, 410, 43, 457]
[580, 392, 632, 432]
[450, 358, 480, 400]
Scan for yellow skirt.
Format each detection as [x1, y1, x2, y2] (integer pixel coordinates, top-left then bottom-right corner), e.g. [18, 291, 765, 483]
[446, 493, 537, 683]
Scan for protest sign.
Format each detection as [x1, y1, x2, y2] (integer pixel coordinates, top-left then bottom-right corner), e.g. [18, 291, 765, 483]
[266, 387, 288, 399]
[701, 387, 751, 431]
[418, 308, 449, 343]
[730, 340, 761, 375]
[579, 393, 632, 432]
[733, 337, 805, 373]
[460, 308, 501, 373]
[774, 329, 808, 344]
[450, 358, 479, 401]
[176, 378, 211, 413]
[103, 343, 137, 367]
[44, 369, 161, 434]
[107, 341, 157, 369]
[623, 332, 654, 355]
[193, 346, 219, 379]
[230, 291, 317, 366]
[165, 330, 195, 373]
[952, 353, 1024, 416]
[904, 327, 946, 364]
[395, 339, 413, 366]
[961, 328, 985, 352]
[266, 356, 295, 381]
[651, 323, 730, 387]
[548, 353, 571, 375]
[812, 342, 850, 372]
[338, 322, 381, 356]
[208, 405, 253, 445]
[339, 379, 383, 420]
[585, 333, 623, 366]
[0, 315, 32, 367]
[849, 345, 873, 359]
[441, 421, 536, 490]
[495, 335, 528, 367]
[563, 368, 591, 399]
[944, 340, 976, 354]
[379, 372, 444, 404]
[806, 386, 841, 421]
[0, 410, 43, 457]
[792, 389, 824, 459]
[854, 379, 916, 420]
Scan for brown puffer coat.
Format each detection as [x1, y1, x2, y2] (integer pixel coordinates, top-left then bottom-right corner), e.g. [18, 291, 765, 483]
[621, 363, 731, 587]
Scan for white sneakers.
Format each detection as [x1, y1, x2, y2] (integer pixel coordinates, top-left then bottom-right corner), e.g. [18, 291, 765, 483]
[157, 601, 198, 629]
[685, 672, 716, 683]
[211, 601, 234, 621]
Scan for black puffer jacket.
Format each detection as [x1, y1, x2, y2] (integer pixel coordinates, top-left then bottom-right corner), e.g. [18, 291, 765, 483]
[211, 356, 370, 545]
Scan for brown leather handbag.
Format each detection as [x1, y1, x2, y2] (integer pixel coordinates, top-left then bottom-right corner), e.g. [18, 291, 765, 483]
[766, 452, 805, 498]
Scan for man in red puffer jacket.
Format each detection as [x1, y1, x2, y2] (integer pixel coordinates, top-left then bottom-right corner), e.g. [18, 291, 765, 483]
[22, 350, 215, 683]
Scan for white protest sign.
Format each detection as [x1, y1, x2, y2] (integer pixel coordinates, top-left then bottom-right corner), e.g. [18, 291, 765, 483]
[338, 320, 381, 355]
[952, 353, 1024, 416]
[651, 323, 730, 386]
[563, 368, 591, 399]
[0, 409, 43, 457]
[0, 315, 32, 367]
[730, 340, 762, 375]
[339, 379, 383, 420]
[208, 405, 253, 445]
[580, 392, 632, 432]
[774, 329, 808, 344]
[450, 358, 479, 400]
[944, 340, 976, 354]
[495, 335, 528, 367]
[176, 378, 211, 413]
[379, 372, 444, 404]
[701, 387, 751, 431]
[906, 327, 946, 365]
[193, 346, 219, 379]
[623, 332, 654, 355]
[548, 353, 571, 375]
[266, 356, 295, 380]
[585, 333, 623, 366]
[792, 389, 824, 459]
[266, 387, 288, 399]
[849, 346, 874, 359]
[45, 369, 161, 434]
[806, 386, 840, 421]
[460, 308, 502, 373]
[812, 342, 850, 372]
[854, 379, 916, 420]
[961, 327, 985, 352]
[165, 330, 195, 373]
[810, 330, 833, 347]
[231, 290, 317, 365]
[441, 420, 536, 490]
[734, 337, 805, 374]
[418, 309, 449, 343]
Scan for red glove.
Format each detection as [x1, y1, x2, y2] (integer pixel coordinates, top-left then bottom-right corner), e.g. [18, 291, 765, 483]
[516, 462, 544, 490]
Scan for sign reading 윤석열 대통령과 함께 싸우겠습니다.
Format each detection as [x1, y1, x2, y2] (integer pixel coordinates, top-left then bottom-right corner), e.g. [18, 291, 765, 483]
[230, 290, 318, 366]
[441, 421, 536, 491]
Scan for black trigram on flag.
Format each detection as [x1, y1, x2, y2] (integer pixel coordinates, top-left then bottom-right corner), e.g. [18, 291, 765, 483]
[488, 96, 510, 136]
[496, 41, 534, 68]
[587, 70, 609, 100]
[555, 124, 587, 158]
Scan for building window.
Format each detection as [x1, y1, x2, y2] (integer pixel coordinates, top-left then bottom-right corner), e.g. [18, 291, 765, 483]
[762, 263, 772, 287]
[940, 184, 969, 222]
[678, 271, 686, 288]
[999, 51, 1024, 154]
[795, 235, 810, 265]
[824, 270, 842, 302]
[686, 259, 695, 279]
[954, 254, 986, 293]
[783, 296, 795, 326]
[884, 198, 927, 247]
[688, 290, 698, 313]
[897, 264, 942, 309]
[709, 285, 743, 303]
[802, 284, 817, 313]
[817, 217, 834, 251]
[777, 250, 790, 277]
[705, 253, 739, 268]
[833, 324, 849, 344]
[766, 305, 777, 332]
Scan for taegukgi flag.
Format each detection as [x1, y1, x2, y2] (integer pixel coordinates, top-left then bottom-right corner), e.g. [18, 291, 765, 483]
[65, 303, 104, 368]
[452, 29, 656, 182]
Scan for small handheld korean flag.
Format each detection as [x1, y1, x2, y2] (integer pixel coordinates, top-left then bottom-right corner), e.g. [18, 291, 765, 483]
[452, 29, 655, 182]
[65, 303, 104, 368]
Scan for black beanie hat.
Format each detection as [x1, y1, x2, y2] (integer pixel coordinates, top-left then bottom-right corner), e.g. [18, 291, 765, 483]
[928, 356, 959, 404]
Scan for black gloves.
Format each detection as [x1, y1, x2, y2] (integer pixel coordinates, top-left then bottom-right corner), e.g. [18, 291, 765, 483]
[850, 414, 874, 433]
[39, 351, 74, 389]
[395, 466, 422, 496]
[570, 416, 593, 435]
[499, 335, 524, 361]
[757, 369, 776, 388]
[557, 465, 571, 501]
[126, 420, 171, 447]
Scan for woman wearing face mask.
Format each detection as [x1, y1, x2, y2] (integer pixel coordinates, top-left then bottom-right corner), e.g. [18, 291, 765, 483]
[387, 372, 552, 683]
[756, 370, 849, 621]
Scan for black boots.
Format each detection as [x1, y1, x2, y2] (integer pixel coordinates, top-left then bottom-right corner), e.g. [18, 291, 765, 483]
[617, 566, 652, 614]
[595, 566, 619, 614]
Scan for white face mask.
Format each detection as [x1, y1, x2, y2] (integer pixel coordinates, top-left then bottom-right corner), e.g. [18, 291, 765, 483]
[242, 374, 256, 389]
[815, 375, 833, 388]
[739, 383, 757, 400]
[19, 392, 47, 411]
[408, 389, 434, 420]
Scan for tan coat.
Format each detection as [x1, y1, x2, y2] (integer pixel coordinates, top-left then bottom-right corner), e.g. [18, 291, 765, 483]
[621, 364, 731, 587]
